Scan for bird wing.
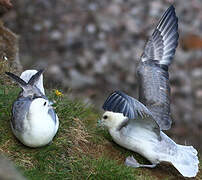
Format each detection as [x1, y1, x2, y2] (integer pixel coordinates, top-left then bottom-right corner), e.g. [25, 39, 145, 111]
[137, 5, 179, 130]
[141, 5, 178, 65]
[11, 97, 32, 132]
[103, 91, 160, 137]
[48, 108, 57, 125]
[6, 70, 46, 98]
[20, 69, 45, 95]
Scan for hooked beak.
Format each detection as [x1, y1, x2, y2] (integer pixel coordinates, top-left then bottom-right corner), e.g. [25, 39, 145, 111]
[48, 104, 52, 109]
[97, 118, 104, 127]
[49, 101, 54, 106]
[48, 101, 56, 109]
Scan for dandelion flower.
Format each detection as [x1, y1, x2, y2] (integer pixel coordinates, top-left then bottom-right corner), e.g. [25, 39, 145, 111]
[55, 89, 63, 96]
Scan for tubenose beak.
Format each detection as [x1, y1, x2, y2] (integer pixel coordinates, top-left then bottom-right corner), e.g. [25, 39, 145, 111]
[97, 117, 104, 127]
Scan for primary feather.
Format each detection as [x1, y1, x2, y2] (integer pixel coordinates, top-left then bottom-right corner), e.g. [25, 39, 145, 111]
[103, 90, 151, 119]
[137, 5, 178, 130]
[141, 5, 178, 65]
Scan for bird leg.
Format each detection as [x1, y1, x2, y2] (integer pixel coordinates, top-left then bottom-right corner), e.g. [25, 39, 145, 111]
[125, 156, 157, 168]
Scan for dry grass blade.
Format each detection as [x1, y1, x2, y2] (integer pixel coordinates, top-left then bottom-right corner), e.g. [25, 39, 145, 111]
[67, 118, 92, 156]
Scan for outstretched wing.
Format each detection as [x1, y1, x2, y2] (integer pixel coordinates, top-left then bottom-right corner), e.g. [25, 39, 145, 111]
[141, 5, 178, 65]
[137, 5, 179, 130]
[103, 91, 160, 136]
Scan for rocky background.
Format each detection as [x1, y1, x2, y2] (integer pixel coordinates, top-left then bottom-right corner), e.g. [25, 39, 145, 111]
[1, 0, 202, 150]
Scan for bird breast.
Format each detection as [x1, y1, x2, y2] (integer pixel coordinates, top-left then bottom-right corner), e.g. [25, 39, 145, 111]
[19, 109, 56, 147]
[109, 125, 161, 163]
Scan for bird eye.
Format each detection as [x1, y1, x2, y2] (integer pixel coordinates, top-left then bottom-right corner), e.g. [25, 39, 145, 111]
[44, 102, 47, 106]
[103, 115, 108, 119]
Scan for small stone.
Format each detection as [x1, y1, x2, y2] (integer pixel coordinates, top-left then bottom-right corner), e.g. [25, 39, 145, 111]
[33, 24, 42, 31]
[51, 30, 62, 40]
[86, 24, 96, 34]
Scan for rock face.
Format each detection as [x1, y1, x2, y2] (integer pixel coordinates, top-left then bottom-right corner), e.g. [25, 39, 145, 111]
[0, 155, 25, 180]
[0, 20, 22, 84]
[2, 1, 202, 150]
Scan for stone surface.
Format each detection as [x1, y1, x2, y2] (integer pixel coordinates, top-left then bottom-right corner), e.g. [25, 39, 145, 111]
[0, 155, 26, 180]
[0, 20, 22, 84]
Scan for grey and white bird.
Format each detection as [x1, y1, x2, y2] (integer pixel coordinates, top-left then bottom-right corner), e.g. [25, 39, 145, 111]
[101, 6, 199, 178]
[6, 69, 59, 148]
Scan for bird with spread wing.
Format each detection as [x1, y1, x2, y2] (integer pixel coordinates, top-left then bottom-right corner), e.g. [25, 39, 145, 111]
[101, 6, 199, 178]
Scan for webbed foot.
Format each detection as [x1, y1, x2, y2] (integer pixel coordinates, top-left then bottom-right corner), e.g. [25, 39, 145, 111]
[125, 156, 157, 168]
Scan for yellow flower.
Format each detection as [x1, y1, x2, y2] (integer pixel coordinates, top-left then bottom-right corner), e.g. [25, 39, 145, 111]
[55, 89, 63, 97]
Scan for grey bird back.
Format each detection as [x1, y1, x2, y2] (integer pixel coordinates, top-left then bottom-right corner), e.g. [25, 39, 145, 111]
[137, 6, 179, 130]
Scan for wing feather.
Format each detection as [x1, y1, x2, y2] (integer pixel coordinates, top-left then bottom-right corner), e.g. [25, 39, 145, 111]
[137, 61, 171, 130]
[11, 97, 32, 132]
[103, 91, 152, 119]
[137, 6, 178, 130]
[141, 5, 178, 65]
[103, 91, 160, 136]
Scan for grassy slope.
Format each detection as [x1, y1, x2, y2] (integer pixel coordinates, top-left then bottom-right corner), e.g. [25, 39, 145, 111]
[0, 85, 201, 180]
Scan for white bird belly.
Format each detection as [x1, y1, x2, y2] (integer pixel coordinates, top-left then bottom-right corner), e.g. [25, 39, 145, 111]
[109, 126, 171, 164]
[13, 112, 58, 147]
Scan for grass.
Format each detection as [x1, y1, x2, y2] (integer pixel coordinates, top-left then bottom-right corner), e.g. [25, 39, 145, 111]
[0, 85, 201, 180]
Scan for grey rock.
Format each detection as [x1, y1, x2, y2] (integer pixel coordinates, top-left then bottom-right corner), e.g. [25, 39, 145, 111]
[0, 155, 26, 180]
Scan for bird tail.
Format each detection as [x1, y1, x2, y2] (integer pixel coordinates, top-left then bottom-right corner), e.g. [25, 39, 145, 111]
[170, 145, 199, 178]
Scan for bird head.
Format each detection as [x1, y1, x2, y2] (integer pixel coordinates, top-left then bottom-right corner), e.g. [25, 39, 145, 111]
[29, 98, 52, 115]
[100, 111, 127, 130]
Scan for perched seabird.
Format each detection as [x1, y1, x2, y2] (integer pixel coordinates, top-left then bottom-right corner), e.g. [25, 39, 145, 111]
[101, 6, 199, 178]
[6, 70, 59, 147]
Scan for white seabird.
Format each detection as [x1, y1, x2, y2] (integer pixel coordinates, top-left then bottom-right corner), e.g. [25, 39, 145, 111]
[6, 69, 59, 147]
[101, 6, 199, 178]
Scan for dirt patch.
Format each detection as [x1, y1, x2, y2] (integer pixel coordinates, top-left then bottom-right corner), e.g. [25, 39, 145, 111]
[67, 118, 125, 162]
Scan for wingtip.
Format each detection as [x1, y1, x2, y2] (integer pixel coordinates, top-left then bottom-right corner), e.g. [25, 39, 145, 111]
[27, 69, 45, 86]
[5, 71, 16, 78]
[170, 4, 175, 9]
[38, 69, 45, 74]
[5, 72, 10, 75]
[169, 4, 175, 10]
[5, 71, 27, 86]
[143, 5, 179, 66]
[166, 5, 176, 14]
